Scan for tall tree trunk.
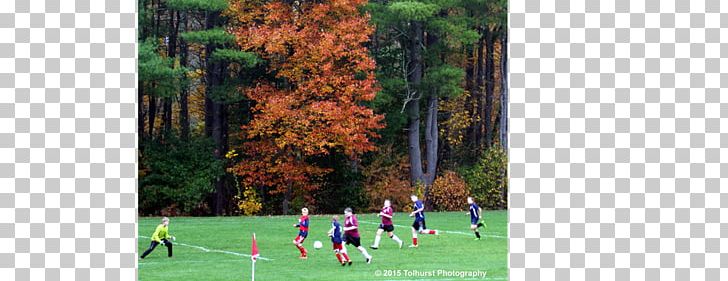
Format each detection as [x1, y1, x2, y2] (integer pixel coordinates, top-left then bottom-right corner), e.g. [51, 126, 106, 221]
[484, 28, 495, 148]
[162, 9, 178, 137]
[499, 31, 508, 151]
[148, 94, 157, 138]
[499, 29, 508, 209]
[406, 21, 425, 186]
[204, 11, 226, 215]
[422, 27, 441, 201]
[179, 11, 190, 140]
[424, 95, 438, 186]
[139, 82, 145, 142]
[162, 99, 172, 136]
[465, 46, 476, 155]
[474, 36, 485, 151]
[154, 0, 160, 37]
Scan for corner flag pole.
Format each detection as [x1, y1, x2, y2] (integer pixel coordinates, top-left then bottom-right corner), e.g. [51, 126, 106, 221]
[251, 233, 259, 281]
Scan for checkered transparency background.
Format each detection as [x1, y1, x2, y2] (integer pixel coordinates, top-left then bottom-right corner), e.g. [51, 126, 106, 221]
[0, 0, 137, 280]
[0, 0, 726, 280]
[509, 0, 727, 280]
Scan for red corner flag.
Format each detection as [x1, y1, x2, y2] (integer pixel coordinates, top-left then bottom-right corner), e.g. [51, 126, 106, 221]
[251, 233, 259, 261]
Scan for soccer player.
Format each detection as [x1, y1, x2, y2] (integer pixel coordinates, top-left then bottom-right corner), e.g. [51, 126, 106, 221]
[343, 208, 372, 264]
[293, 207, 310, 259]
[140, 217, 175, 259]
[370, 199, 403, 249]
[408, 195, 439, 248]
[467, 197, 486, 240]
[327, 215, 352, 266]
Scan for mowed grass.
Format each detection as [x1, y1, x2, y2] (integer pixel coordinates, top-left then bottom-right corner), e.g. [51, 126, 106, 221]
[138, 211, 507, 281]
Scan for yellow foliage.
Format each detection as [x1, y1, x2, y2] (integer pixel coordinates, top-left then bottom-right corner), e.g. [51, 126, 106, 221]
[236, 184, 263, 216]
[439, 91, 472, 147]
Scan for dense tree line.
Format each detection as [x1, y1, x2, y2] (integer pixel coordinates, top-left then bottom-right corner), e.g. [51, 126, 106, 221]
[138, 0, 508, 216]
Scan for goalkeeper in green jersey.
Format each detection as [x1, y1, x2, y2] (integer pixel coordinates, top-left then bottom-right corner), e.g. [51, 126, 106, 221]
[140, 217, 175, 259]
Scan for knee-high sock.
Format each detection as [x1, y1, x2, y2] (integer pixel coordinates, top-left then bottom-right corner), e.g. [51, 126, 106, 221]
[296, 244, 306, 255]
[357, 246, 371, 259]
[475, 231, 481, 238]
[373, 235, 381, 247]
[391, 234, 402, 244]
[335, 253, 343, 263]
[342, 252, 350, 261]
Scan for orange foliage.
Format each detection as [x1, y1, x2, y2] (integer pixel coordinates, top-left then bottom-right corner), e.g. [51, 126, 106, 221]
[429, 171, 469, 211]
[362, 147, 413, 212]
[228, 0, 384, 195]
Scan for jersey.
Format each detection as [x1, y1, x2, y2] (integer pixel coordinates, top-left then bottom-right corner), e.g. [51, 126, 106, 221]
[295, 215, 309, 236]
[331, 221, 343, 244]
[413, 200, 425, 220]
[381, 206, 393, 225]
[469, 203, 480, 220]
[344, 214, 360, 238]
[151, 224, 170, 242]
[469, 203, 480, 223]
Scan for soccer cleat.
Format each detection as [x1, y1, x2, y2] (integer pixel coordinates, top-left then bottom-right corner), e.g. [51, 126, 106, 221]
[348, 261, 353, 266]
[408, 244, 418, 248]
[299, 256, 308, 260]
[474, 237, 481, 241]
[341, 262, 347, 266]
[369, 245, 378, 250]
[366, 257, 372, 264]
[398, 240, 403, 249]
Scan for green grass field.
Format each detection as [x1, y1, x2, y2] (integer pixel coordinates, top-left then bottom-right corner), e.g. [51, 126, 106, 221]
[138, 211, 507, 281]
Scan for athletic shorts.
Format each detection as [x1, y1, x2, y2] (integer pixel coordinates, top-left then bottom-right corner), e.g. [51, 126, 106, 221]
[344, 234, 361, 247]
[379, 224, 394, 232]
[332, 242, 343, 252]
[294, 234, 306, 244]
[471, 218, 480, 225]
[412, 219, 426, 231]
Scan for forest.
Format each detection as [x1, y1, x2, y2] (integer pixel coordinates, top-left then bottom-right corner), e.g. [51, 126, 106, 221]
[138, 0, 508, 216]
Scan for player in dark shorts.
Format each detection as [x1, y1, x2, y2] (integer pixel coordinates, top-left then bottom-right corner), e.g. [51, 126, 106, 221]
[370, 199, 403, 249]
[343, 207, 372, 263]
[408, 195, 439, 248]
[467, 197, 486, 240]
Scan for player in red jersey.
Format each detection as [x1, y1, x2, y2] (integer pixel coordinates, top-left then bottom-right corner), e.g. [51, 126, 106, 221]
[343, 207, 372, 264]
[292, 207, 310, 259]
[370, 199, 403, 249]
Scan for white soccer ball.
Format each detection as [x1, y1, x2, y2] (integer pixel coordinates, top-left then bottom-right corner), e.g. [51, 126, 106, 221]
[313, 241, 323, 249]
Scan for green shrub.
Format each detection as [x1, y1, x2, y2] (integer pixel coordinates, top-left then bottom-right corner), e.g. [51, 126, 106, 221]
[139, 136, 224, 215]
[460, 146, 508, 209]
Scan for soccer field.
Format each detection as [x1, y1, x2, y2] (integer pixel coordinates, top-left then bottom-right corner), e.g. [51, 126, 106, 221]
[138, 211, 507, 281]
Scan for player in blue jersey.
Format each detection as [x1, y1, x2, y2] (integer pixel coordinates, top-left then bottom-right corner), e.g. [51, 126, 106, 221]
[408, 195, 439, 248]
[467, 197, 486, 240]
[293, 208, 310, 259]
[327, 215, 352, 266]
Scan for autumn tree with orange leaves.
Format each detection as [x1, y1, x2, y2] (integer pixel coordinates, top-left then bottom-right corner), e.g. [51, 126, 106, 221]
[228, 0, 384, 214]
